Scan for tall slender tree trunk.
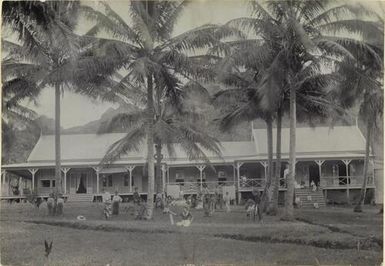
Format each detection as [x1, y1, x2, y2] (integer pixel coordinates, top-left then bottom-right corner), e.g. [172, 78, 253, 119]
[285, 83, 296, 220]
[155, 140, 163, 194]
[271, 107, 282, 215]
[354, 120, 372, 212]
[261, 116, 273, 212]
[146, 74, 155, 219]
[55, 83, 62, 194]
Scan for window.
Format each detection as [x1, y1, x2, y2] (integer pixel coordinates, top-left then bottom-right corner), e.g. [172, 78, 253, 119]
[52, 180, 56, 187]
[218, 177, 227, 185]
[41, 180, 50, 187]
[102, 176, 107, 187]
[108, 175, 113, 187]
[175, 178, 185, 186]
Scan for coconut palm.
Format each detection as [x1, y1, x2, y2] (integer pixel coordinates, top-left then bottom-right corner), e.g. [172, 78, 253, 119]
[211, 4, 347, 215]
[97, 83, 222, 194]
[354, 88, 383, 211]
[227, 0, 384, 219]
[212, 71, 275, 213]
[2, 1, 79, 192]
[213, 52, 339, 215]
[1, 1, 110, 193]
[80, 1, 239, 218]
[333, 51, 383, 212]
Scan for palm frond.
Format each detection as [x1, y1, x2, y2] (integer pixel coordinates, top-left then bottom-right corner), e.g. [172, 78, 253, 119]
[80, 4, 141, 47]
[98, 111, 146, 134]
[100, 124, 146, 165]
[308, 3, 383, 28]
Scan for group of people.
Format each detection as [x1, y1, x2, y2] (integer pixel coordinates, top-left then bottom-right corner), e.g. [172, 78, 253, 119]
[47, 192, 65, 216]
[101, 189, 123, 219]
[245, 188, 262, 221]
[99, 185, 234, 223]
[101, 187, 148, 220]
[201, 185, 232, 216]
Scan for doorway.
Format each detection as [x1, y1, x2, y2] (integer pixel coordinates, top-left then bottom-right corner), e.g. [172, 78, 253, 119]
[76, 173, 87, 194]
[309, 164, 320, 186]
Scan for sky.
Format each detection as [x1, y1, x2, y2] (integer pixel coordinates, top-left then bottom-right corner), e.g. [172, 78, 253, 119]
[21, 0, 249, 129]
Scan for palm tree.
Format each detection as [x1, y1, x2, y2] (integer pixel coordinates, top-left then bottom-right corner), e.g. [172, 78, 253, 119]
[333, 55, 383, 212]
[211, 2, 348, 215]
[80, 1, 239, 218]
[212, 74, 275, 212]
[354, 89, 383, 212]
[234, 0, 384, 220]
[2, 1, 79, 193]
[97, 83, 222, 195]
[1, 1, 111, 194]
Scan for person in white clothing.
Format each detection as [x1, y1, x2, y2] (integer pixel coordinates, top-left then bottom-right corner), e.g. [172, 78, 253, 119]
[102, 190, 112, 219]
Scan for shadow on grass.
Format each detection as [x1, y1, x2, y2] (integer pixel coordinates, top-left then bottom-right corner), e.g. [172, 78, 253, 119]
[296, 217, 383, 248]
[23, 218, 382, 252]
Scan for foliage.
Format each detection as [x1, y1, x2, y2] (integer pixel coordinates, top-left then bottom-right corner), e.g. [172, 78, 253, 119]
[79, 1, 243, 216]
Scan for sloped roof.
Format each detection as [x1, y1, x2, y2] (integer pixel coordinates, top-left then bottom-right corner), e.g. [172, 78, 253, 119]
[28, 133, 146, 163]
[252, 126, 367, 157]
[26, 133, 256, 165]
[3, 126, 368, 170]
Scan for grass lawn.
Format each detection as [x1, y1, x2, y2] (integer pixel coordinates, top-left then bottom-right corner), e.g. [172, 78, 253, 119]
[0, 202, 382, 265]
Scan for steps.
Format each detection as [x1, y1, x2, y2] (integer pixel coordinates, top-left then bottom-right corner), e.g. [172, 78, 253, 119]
[295, 188, 326, 208]
[66, 194, 94, 202]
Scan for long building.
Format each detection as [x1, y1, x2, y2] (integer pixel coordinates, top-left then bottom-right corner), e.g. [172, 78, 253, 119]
[1, 125, 381, 205]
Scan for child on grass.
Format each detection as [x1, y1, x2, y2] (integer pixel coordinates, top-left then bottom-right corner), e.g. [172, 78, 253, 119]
[176, 206, 193, 227]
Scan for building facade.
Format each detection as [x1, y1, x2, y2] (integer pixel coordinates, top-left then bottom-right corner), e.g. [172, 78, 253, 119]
[0, 126, 379, 204]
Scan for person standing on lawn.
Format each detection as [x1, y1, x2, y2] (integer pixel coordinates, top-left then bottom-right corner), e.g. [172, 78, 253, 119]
[203, 193, 211, 217]
[133, 187, 140, 204]
[223, 191, 231, 213]
[251, 188, 262, 221]
[132, 187, 142, 218]
[56, 194, 64, 215]
[102, 189, 112, 219]
[112, 191, 122, 215]
[202, 185, 211, 217]
[47, 193, 55, 216]
[214, 185, 223, 210]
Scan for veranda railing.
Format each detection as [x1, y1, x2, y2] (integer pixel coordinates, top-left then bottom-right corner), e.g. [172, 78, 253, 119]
[320, 175, 374, 188]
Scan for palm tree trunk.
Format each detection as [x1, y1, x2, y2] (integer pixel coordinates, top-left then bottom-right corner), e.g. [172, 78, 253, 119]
[261, 116, 273, 212]
[354, 120, 372, 212]
[55, 83, 62, 194]
[285, 83, 296, 220]
[146, 74, 155, 219]
[155, 140, 163, 194]
[271, 107, 282, 215]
